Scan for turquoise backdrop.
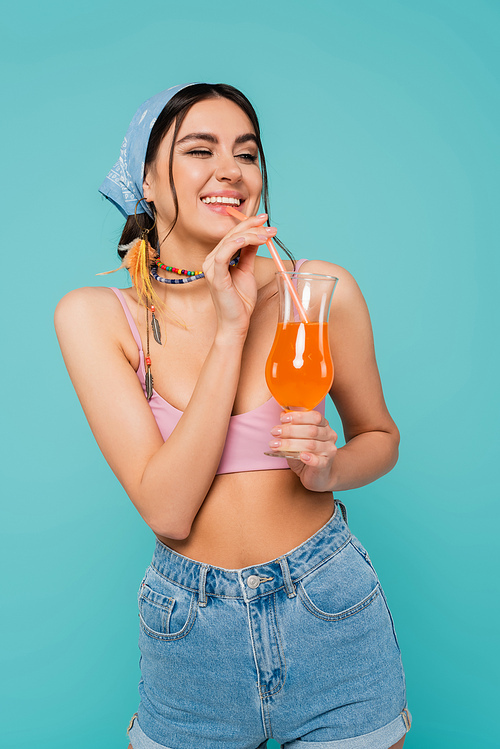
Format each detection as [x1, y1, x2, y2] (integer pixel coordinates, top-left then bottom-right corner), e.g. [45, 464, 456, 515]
[1, 1, 498, 747]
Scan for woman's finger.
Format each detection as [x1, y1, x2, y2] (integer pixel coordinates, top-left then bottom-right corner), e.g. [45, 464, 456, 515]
[204, 229, 275, 281]
[213, 213, 269, 248]
[268, 436, 337, 456]
[270, 423, 336, 443]
[232, 244, 259, 276]
[225, 212, 268, 235]
[295, 451, 325, 468]
[279, 410, 327, 427]
[268, 410, 337, 458]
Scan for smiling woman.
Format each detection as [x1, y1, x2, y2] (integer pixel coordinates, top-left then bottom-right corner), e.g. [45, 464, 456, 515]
[54, 82, 409, 749]
[143, 98, 263, 250]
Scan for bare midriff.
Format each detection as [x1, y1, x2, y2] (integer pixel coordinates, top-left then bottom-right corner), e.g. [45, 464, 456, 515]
[157, 470, 335, 568]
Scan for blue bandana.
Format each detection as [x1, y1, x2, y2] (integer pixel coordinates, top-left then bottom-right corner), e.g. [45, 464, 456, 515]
[99, 83, 197, 219]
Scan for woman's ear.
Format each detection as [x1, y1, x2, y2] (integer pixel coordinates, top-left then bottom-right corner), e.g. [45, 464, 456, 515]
[143, 172, 155, 203]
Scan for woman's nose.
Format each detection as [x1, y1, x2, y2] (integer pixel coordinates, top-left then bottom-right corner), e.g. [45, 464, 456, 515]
[214, 156, 242, 183]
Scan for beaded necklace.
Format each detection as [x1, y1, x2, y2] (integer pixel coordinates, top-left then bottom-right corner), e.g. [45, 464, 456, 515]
[155, 258, 204, 277]
[150, 252, 240, 284]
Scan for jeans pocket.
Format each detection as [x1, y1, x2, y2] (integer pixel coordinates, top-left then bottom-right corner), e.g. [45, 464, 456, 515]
[298, 539, 380, 621]
[138, 565, 198, 641]
[350, 537, 403, 655]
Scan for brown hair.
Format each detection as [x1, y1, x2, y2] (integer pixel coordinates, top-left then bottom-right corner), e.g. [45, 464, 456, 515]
[118, 83, 293, 264]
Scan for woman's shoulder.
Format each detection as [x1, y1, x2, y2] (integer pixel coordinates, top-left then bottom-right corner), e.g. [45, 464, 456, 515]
[257, 255, 354, 279]
[296, 258, 351, 279]
[299, 259, 366, 306]
[54, 286, 132, 340]
[56, 285, 129, 316]
[259, 256, 363, 307]
[254, 256, 364, 310]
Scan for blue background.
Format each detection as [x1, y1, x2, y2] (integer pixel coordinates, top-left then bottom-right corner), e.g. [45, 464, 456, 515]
[1, 1, 498, 747]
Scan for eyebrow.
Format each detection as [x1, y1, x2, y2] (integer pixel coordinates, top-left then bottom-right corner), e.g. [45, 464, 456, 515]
[176, 132, 258, 146]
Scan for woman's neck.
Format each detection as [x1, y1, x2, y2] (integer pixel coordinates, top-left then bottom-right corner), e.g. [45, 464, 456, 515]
[156, 226, 214, 271]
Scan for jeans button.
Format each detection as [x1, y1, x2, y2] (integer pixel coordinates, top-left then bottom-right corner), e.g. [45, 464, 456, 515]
[247, 575, 260, 589]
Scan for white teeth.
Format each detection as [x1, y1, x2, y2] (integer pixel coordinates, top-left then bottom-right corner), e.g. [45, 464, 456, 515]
[202, 196, 241, 205]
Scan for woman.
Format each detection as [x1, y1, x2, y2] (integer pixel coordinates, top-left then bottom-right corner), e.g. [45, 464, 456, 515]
[55, 83, 410, 749]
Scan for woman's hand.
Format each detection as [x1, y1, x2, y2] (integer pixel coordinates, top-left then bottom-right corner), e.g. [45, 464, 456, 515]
[269, 410, 338, 492]
[202, 214, 276, 339]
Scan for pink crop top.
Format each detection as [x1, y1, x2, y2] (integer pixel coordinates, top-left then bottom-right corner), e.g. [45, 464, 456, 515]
[110, 260, 326, 475]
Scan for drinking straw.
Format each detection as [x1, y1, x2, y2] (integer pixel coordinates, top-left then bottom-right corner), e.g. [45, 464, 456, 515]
[226, 206, 309, 323]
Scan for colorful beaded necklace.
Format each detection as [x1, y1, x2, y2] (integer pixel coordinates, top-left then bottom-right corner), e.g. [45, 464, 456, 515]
[155, 258, 203, 276]
[150, 253, 240, 284]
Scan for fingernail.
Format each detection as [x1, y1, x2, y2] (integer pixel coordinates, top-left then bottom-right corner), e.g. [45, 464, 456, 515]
[265, 227, 277, 234]
[235, 236, 245, 243]
[269, 440, 281, 449]
[270, 427, 282, 436]
[301, 453, 311, 462]
[257, 213, 267, 218]
[257, 234, 268, 240]
[281, 413, 292, 423]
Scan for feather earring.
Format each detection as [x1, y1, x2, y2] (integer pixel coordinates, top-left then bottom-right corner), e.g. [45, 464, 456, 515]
[97, 198, 162, 309]
[150, 305, 162, 345]
[97, 199, 165, 401]
[97, 236, 162, 306]
[129, 230, 159, 307]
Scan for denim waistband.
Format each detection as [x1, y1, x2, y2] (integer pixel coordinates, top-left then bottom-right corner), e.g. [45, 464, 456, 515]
[151, 500, 351, 604]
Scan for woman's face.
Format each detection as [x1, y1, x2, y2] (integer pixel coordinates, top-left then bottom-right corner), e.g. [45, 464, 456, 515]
[143, 97, 263, 249]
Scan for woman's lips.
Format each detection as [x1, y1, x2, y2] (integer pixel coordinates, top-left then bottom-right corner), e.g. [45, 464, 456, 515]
[200, 197, 246, 215]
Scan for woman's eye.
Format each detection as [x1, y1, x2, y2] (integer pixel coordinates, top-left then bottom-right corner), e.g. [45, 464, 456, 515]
[237, 153, 258, 163]
[188, 149, 212, 157]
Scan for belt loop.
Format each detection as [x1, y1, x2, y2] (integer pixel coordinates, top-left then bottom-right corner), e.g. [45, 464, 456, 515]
[335, 498, 348, 526]
[127, 712, 138, 735]
[279, 556, 296, 598]
[198, 564, 208, 607]
[401, 707, 412, 731]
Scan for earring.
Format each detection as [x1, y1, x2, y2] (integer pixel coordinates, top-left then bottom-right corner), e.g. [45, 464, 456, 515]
[145, 306, 154, 401]
[98, 198, 162, 402]
[135, 200, 161, 400]
[97, 198, 159, 309]
[150, 305, 162, 345]
[129, 199, 158, 307]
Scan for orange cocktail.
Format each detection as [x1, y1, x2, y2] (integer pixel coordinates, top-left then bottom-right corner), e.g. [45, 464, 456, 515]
[264, 271, 338, 458]
[265, 322, 333, 411]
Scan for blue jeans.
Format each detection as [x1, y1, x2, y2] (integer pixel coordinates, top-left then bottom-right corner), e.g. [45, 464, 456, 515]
[128, 501, 410, 749]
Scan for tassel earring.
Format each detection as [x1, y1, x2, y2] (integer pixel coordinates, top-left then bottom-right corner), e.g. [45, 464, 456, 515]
[145, 303, 154, 401]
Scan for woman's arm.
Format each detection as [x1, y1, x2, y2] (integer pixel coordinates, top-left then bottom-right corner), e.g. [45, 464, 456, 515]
[268, 260, 400, 492]
[55, 216, 275, 538]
